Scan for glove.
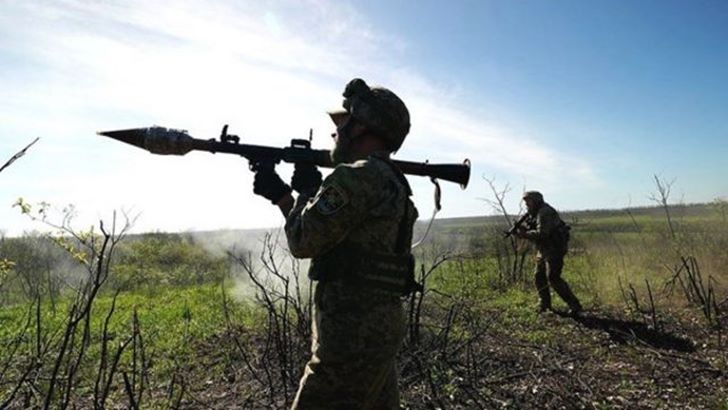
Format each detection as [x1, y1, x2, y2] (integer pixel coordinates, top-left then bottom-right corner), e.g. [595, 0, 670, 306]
[291, 162, 322, 195]
[252, 161, 291, 204]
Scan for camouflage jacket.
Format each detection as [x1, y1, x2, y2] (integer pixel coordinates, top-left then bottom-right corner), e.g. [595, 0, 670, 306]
[523, 202, 568, 257]
[285, 152, 418, 294]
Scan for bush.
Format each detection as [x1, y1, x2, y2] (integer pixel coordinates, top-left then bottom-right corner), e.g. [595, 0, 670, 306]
[112, 233, 230, 290]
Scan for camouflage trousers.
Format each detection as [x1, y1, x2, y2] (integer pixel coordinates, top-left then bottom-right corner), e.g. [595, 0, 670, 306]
[292, 280, 405, 410]
[534, 254, 582, 310]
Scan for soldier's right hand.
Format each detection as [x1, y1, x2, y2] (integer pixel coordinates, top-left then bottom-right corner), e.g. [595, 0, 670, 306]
[251, 160, 292, 204]
[291, 162, 322, 195]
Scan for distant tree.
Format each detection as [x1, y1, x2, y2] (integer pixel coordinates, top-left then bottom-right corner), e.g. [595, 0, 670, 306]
[113, 233, 229, 289]
[0, 258, 13, 293]
[712, 197, 728, 224]
[0, 234, 66, 307]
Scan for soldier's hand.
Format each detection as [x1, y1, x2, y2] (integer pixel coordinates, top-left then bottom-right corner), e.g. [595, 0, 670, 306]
[514, 226, 527, 238]
[251, 160, 292, 204]
[291, 162, 322, 195]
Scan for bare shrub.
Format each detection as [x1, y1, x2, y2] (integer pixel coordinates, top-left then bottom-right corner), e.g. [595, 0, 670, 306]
[0, 138, 39, 175]
[1, 202, 138, 409]
[649, 176, 724, 343]
[225, 231, 312, 408]
[400, 246, 501, 408]
[481, 177, 531, 287]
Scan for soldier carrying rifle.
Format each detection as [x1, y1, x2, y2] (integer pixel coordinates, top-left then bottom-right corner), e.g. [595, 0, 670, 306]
[511, 191, 583, 315]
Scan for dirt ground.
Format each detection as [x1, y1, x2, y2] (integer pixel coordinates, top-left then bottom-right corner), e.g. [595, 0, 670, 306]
[170, 306, 727, 409]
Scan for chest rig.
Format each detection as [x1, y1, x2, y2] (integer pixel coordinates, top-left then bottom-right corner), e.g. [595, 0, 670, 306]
[308, 160, 420, 295]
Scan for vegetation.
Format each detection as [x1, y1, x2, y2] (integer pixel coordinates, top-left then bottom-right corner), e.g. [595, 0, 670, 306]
[0, 193, 726, 408]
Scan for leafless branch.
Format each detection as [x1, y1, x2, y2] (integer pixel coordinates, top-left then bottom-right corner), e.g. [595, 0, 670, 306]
[0, 137, 39, 175]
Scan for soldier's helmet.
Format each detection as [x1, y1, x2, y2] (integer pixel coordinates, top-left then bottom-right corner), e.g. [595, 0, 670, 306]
[522, 191, 544, 203]
[328, 78, 410, 152]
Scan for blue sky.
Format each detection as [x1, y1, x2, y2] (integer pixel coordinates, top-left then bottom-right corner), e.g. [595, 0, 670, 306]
[1, 0, 727, 235]
[370, 0, 728, 200]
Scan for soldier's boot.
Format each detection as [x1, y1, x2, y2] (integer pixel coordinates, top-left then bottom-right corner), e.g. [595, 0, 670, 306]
[568, 304, 583, 317]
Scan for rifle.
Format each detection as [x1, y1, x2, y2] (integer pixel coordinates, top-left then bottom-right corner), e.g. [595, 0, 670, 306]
[503, 213, 531, 238]
[98, 125, 471, 188]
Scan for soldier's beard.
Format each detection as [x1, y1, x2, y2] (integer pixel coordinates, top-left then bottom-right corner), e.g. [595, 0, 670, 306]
[526, 202, 541, 215]
[331, 121, 358, 164]
[330, 137, 353, 165]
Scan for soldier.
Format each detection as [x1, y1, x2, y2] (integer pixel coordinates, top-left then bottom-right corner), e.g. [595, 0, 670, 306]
[251, 78, 418, 409]
[515, 191, 582, 315]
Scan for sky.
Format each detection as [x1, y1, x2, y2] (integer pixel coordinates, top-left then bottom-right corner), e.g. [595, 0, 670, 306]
[1, 0, 727, 235]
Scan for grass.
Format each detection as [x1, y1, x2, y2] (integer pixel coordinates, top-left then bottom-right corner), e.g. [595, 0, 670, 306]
[0, 284, 261, 407]
[1, 203, 727, 408]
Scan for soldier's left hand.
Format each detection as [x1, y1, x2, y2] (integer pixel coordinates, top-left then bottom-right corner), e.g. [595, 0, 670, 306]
[291, 162, 322, 195]
[251, 160, 292, 204]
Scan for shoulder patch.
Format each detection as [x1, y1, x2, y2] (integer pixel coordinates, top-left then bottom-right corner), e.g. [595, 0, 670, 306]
[315, 184, 349, 215]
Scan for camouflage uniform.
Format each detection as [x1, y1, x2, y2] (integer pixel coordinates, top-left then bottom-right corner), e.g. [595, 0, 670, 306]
[522, 201, 582, 311]
[286, 152, 418, 410]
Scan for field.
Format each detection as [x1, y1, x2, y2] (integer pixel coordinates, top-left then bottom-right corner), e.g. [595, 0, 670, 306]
[1, 201, 727, 409]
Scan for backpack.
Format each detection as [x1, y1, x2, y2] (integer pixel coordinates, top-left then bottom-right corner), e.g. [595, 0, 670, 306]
[556, 221, 571, 252]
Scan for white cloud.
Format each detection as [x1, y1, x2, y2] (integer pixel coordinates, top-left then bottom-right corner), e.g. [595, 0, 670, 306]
[0, 0, 599, 235]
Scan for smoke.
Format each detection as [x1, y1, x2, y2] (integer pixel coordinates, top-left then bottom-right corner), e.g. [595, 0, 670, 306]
[186, 226, 311, 302]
